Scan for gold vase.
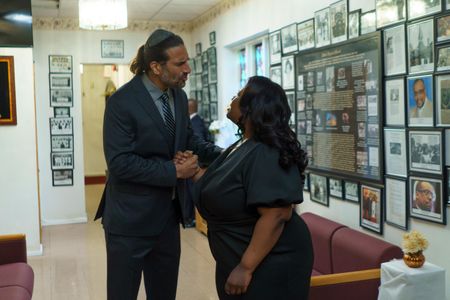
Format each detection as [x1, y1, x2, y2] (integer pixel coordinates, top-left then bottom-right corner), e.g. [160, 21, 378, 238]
[403, 251, 425, 268]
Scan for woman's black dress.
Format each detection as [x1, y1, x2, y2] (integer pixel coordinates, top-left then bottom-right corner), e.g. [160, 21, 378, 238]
[194, 139, 313, 300]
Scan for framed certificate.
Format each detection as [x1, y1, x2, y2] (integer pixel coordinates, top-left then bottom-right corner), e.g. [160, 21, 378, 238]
[385, 177, 408, 230]
[101, 40, 124, 59]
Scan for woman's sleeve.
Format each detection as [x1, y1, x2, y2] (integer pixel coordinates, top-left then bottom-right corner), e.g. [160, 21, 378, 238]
[243, 144, 304, 207]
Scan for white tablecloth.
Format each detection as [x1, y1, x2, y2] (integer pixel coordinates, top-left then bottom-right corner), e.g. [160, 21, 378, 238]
[378, 259, 446, 300]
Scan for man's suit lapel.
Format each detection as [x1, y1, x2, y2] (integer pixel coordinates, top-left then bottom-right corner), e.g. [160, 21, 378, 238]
[173, 88, 183, 151]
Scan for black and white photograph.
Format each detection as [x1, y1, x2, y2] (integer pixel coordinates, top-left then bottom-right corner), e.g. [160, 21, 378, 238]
[209, 84, 218, 103]
[208, 64, 217, 84]
[194, 56, 203, 74]
[297, 19, 315, 51]
[360, 10, 376, 35]
[407, 75, 434, 126]
[344, 181, 359, 202]
[329, 178, 343, 199]
[315, 7, 331, 48]
[50, 89, 73, 107]
[51, 152, 74, 170]
[360, 185, 383, 234]
[202, 87, 210, 104]
[51, 135, 74, 152]
[385, 78, 405, 125]
[50, 73, 72, 89]
[325, 66, 335, 92]
[210, 102, 218, 120]
[52, 169, 73, 186]
[409, 130, 443, 174]
[196, 74, 203, 91]
[330, 0, 347, 44]
[269, 31, 282, 65]
[303, 172, 309, 191]
[50, 117, 73, 135]
[281, 23, 298, 54]
[436, 74, 450, 126]
[189, 72, 197, 91]
[209, 31, 216, 46]
[101, 40, 124, 59]
[384, 128, 407, 177]
[447, 168, 450, 204]
[54, 107, 70, 118]
[207, 47, 217, 65]
[270, 65, 282, 86]
[409, 176, 445, 224]
[437, 15, 450, 42]
[436, 45, 450, 72]
[376, 0, 406, 28]
[407, 19, 434, 74]
[348, 10, 360, 39]
[195, 43, 202, 56]
[384, 25, 407, 76]
[49, 55, 72, 73]
[285, 90, 296, 126]
[310, 173, 329, 206]
[385, 177, 408, 230]
[408, 0, 442, 20]
[282, 56, 295, 89]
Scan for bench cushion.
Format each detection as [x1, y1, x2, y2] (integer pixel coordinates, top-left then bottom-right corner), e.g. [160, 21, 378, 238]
[0, 263, 34, 296]
[0, 285, 32, 300]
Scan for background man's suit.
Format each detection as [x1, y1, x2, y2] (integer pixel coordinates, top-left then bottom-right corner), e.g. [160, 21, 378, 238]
[190, 113, 210, 142]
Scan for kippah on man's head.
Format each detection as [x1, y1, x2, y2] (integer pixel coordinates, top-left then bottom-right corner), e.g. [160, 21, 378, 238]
[146, 29, 176, 47]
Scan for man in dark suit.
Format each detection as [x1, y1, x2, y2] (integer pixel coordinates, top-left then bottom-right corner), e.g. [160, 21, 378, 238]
[95, 29, 221, 300]
[188, 98, 210, 142]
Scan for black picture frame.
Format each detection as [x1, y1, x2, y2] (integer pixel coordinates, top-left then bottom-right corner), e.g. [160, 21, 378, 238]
[101, 40, 124, 59]
[383, 24, 407, 76]
[409, 129, 443, 175]
[51, 135, 74, 152]
[0, 56, 16, 125]
[436, 44, 450, 72]
[281, 55, 295, 89]
[281, 23, 298, 54]
[52, 169, 73, 186]
[435, 74, 450, 126]
[50, 73, 72, 90]
[49, 55, 73, 73]
[407, 74, 434, 127]
[360, 184, 383, 234]
[195, 42, 202, 56]
[269, 31, 282, 65]
[329, 177, 344, 199]
[385, 176, 408, 230]
[51, 152, 74, 170]
[297, 19, 315, 51]
[310, 173, 329, 206]
[385, 77, 406, 126]
[344, 180, 359, 202]
[50, 89, 73, 107]
[408, 0, 442, 20]
[376, 0, 406, 28]
[330, 0, 348, 44]
[54, 107, 70, 118]
[447, 167, 450, 204]
[270, 65, 282, 86]
[348, 9, 360, 39]
[384, 128, 408, 177]
[49, 117, 73, 135]
[407, 19, 435, 74]
[209, 31, 216, 46]
[409, 175, 446, 224]
[303, 172, 310, 191]
[360, 10, 376, 35]
[314, 7, 331, 47]
[436, 14, 450, 43]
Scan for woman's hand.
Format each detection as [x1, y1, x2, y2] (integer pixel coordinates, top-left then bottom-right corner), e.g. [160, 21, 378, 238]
[224, 263, 253, 296]
[192, 168, 206, 182]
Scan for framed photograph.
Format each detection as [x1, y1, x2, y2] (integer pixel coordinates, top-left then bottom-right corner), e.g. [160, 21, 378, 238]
[436, 15, 450, 42]
[385, 177, 408, 230]
[344, 181, 359, 202]
[384, 25, 407, 76]
[408, 0, 441, 20]
[297, 19, 315, 51]
[195, 42, 202, 56]
[202, 87, 210, 104]
[407, 75, 434, 126]
[209, 31, 216, 46]
[385, 78, 405, 126]
[360, 184, 383, 234]
[270, 65, 282, 86]
[54, 107, 70, 118]
[50, 89, 73, 107]
[407, 19, 434, 74]
[281, 23, 298, 54]
[209, 84, 218, 103]
[0, 56, 17, 125]
[189, 72, 197, 91]
[210, 102, 218, 120]
[303, 172, 310, 191]
[448, 0, 450, 9]
[101, 40, 124, 59]
[269, 31, 282, 65]
[329, 178, 344, 199]
[409, 130, 443, 174]
[446, 129, 450, 166]
[208, 64, 217, 84]
[285, 90, 296, 126]
[330, 0, 347, 44]
[348, 10, 360, 39]
[310, 173, 329, 206]
[49, 55, 72, 73]
[50, 73, 72, 90]
[52, 169, 73, 186]
[384, 128, 407, 177]
[436, 74, 450, 126]
[196, 74, 203, 91]
[315, 7, 331, 48]
[410, 176, 445, 224]
[436, 45, 450, 72]
[281, 56, 295, 89]
[376, 0, 406, 28]
[447, 168, 450, 204]
[51, 152, 74, 170]
[360, 10, 376, 35]
[207, 46, 217, 64]
[194, 56, 202, 74]
[50, 117, 73, 135]
[51, 135, 74, 152]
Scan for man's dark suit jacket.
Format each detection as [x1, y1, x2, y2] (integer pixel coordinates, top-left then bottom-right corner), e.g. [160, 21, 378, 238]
[95, 75, 221, 236]
[191, 114, 209, 142]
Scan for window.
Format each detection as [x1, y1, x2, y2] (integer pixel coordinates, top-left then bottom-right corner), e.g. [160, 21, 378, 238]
[254, 43, 264, 76]
[239, 48, 247, 88]
[235, 35, 268, 88]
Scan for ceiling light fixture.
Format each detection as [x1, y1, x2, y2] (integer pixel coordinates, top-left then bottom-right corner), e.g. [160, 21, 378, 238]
[78, 0, 127, 30]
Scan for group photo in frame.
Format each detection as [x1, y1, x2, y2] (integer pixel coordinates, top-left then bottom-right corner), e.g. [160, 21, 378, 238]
[385, 78, 405, 125]
[329, 177, 343, 199]
[269, 31, 282, 65]
[409, 130, 443, 174]
[407, 75, 434, 126]
[348, 10, 360, 39]
[52, 169, 73, 186]
[49, 55, 72, 73]
[51, 152, 74, 170]
[435, 74, 450, 126]
[409, 176, 445, 224]
[51, 135, 74, 152]
[101, 40, 124, 59]
[376, 0, 406, 28]
[210, 102, 218, 120]
[50, 89, 73, 107]
[384, 128, 408, 177]
[330, 0, 347, 44]
[360, 10, 376, 35]
[408, 0, 441, 20]
[344, 181, 359, 202]
[436, 14, 450, 42]
[281, 56, 295, 89]
[54, 107, 70, 118]
[50, 117, 73, 135]
[309, 173, 329, 206]
[383, 25, 406, 76]
[50, 73, 72, 90]
[385, 177, 408, 230]
[281, 23, 298, 54]
[360, 184, 383, 234]
[314, 7, 331, 48]
[436, 45, 450, 72]
[297, 19, 315, 51]
[0, 56, 16, 125]
[407, 19, 434, 74]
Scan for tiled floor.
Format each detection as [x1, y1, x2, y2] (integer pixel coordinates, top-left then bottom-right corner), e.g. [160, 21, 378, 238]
[28, 184, 218, 300]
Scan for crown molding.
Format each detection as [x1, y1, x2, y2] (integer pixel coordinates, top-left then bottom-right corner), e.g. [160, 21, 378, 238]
[190, 0, 247, 30]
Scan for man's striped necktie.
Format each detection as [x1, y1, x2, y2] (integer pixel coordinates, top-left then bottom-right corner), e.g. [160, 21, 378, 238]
[160, 92, 176, 139]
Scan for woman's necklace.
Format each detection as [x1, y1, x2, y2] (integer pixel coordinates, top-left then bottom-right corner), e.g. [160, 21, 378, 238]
[227, 138, 249, 157]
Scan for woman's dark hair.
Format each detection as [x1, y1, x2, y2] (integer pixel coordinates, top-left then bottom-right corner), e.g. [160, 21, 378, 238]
[130, 34, 184, 74]
[238, 76, 308, 176]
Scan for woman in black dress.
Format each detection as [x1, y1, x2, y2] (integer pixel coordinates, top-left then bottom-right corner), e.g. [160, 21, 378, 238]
[193, 76, 313, 299]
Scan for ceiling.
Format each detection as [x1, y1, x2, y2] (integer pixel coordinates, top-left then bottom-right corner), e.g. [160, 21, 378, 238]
[31, 0, 223, 22]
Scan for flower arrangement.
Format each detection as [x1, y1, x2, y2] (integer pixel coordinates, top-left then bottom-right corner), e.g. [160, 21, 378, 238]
[401, 230, 429, 254]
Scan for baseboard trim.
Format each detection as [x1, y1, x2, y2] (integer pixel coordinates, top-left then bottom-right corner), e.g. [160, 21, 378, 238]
[41, 216, 88, 226]
[85, 175, 106, 185]
[28, 244, 43, 256]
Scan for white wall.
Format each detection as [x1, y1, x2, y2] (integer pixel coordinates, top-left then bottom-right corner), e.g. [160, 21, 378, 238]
[0, 48, 41, 254]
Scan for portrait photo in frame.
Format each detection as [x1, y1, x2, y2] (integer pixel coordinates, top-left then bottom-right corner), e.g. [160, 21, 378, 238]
[436, 74, 450, 126]
[329, 177, 344, 199]
[409, 175, 445, 224]
[297, 19, 315, 51]
[52, 169, 73, 186]
[385, 78, 405, 125]
[0, 56, 16, 125]
[281, 56, 295, 90]
[310, 173, 329, 206]
[281, 23, 298, 54]
[330, 0, 347, 44]
[101, 40, 124, 59]
[384, 128, 408, 177]
[407, 75, 434, 126]
[383, 25, 406, 76]
[408, 0, 441, 20]
[344, 181, 359, 202]
[376, 0, 406, 28]
[348, 10, 360, 39]
[49, 55, 72, 73]
[436, 14, 450, 43]
[314, 7, 331, 48]
[409, 130, 443, 175]
[385, 177, 408, 230]
[50, 73, 72, 90]
[50, 89, 73, 107]
[360, 184, 383, 234]
[407, 19, 434, 74]
[360, 10, 376, 35]
[269, 31, 282, 65]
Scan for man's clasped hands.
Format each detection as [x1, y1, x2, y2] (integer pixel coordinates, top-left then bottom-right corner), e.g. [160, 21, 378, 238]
[173, 151, 205, 181]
